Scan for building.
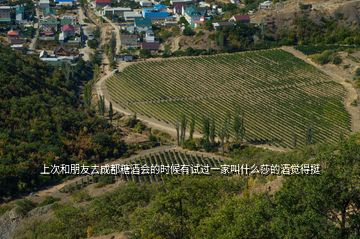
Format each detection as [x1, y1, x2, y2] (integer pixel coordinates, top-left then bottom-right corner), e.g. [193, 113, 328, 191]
[229, 15, 250, 24]
[172, 3, 186, 15]
[55, 0, 76, 6]
[54, 46, 79, 56]
[212, 21, 234, 30]
[39, 0, 50, 9]
[142, 5, 171, 21]
[95, 0, 111, 8]
[134, 17, 152, 32]
[139, 1, 152, 7]
[259, 0, 272, 10]
[123, 11, 142, 21]
[102, 6, 132, 17]
[0, 6, 11, 24]
[120, 34, 138, 49]
[183, 5, 206, 28]
[7, 29, 25, 45]
[144, 29, 155, 42]
[141, 42, 160, 52]
[39, 50, 77, 64]
[61, 24, 75, 37]
[117, 54, 134, 62]
[39, 17, 59, 32]
[170, 0, 193, 5]
[15, 5, 25, 24]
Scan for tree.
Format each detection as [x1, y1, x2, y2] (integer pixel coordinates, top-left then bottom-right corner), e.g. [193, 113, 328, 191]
[218, 126, 226, 155]
[233, 107, 245, 143]
[175, 122, 180, 146]
[189, 114, 195, 140]
[224, 111, 231, 142]
[306, 126, 313, 145]
[202, 116, 210, 143]
[180, 114, 187, 145]
[108, 101, 113, 122]
[98, 95, 106, 116]
[209, 117, 216, 144]
[183, 26, 195, 36]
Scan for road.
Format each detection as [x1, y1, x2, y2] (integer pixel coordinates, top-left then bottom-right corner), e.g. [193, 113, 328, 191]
[29, 6, 40, 51]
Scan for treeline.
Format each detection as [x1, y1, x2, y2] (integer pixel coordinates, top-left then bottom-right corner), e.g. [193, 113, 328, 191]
[13, 134, 360, 239]
[174, 108, 245, 152]
[0, 46, 126, 201]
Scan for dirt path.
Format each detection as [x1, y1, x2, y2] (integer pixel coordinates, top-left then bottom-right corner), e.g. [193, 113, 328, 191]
[282, 46, 360, 132]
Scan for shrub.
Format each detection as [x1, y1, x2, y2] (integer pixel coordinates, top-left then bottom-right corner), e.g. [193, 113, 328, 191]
[15, 199, 37, 216]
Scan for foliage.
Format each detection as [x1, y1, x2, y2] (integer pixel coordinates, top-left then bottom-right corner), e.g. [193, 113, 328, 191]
[183, 26, 195, 36]
[14, 135, 360, 238]
[0, 46, 126, 201]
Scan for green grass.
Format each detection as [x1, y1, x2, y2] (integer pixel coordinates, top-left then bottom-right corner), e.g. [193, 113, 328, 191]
[106, 49, 350, 148]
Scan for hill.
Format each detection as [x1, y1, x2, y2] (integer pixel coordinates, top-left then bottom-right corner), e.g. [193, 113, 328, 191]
[0, 46, 126, 201]
[106, 49, 350, 148]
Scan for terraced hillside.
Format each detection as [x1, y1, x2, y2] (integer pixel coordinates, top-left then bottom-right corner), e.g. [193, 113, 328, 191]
[106, 49, 350, 148]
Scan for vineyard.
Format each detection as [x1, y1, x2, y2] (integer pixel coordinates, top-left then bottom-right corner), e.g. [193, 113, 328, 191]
[60, 150, 224, 192]
[106, 49, 350, 148]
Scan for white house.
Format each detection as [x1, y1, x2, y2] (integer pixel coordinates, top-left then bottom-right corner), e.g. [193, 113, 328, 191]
[123, 11, 142, 21]
[144, 29, 155, 43]
[139, 1, 152, 7]
[102, 6, 132, 17]
[259, 0, 272, 10]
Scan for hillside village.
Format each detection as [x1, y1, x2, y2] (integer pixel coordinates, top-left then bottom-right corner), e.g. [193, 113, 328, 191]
[0, 0, 285, 65]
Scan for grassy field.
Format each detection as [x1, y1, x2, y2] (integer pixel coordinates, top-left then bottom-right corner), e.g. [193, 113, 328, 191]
[106, 49, 350, 148]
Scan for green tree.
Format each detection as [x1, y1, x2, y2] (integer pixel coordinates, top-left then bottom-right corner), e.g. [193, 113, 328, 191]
[108, 101, 114, 122]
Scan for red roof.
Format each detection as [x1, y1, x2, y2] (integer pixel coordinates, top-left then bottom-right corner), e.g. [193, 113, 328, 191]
[95, 0, 111, 3]
[232, 15, 250, 22]
[7, 30, 19, 37]
[61, 24, 75, 32]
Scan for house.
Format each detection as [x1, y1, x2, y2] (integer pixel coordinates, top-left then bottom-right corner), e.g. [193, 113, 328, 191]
[7, 29, 25, 45]
[141, 42, 160, 52]
[54, 46, 79, 56]
[123, 11, 142, 21]
[259, 0, 272, 10]
[39, 50, 77, 64]
[134, 17, 152, 32]
[102, 6, 132, 17]
[212, 21, 234, 30]
[229, 15, 250, 24]
[120, 34, 138, 49]
[142, 5, 171, 21]
[95, 0, 111, 8]
[144, 29, 155, 42]
[172, 3, 186, 15]
[15, 5, 25, 24]
[0, 6, 11, 24]
[139, 1, 152, 7]
[117, 54, 134, 62]
[183, 5, 206, 28]
[170, 0, 193, 5]
[61, 24, 75, 38]
[55, 0, 76, 6]
[39, 0, 50, 9]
